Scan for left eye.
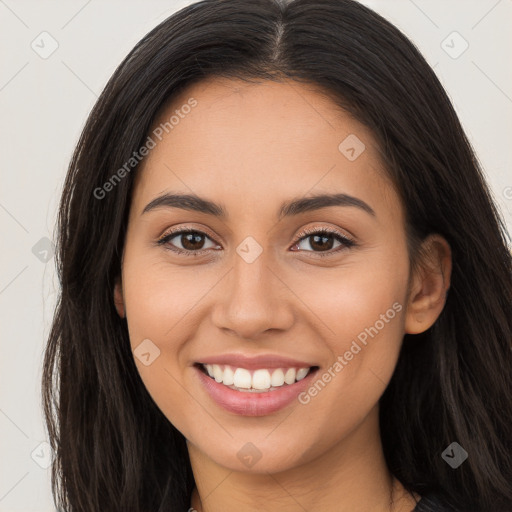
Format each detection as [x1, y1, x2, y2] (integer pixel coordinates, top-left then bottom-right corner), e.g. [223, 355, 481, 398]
[291, 230, 354, 253]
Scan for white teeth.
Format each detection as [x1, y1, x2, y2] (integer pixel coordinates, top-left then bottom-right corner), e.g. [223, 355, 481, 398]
[233, 368, 252, 389]
[270, 368, 285, 387]
[296, 367, 309, 381]
[213, 364, 223, 383]
[201, 364, 313, 391]
[222, 365, 234, 386]
[284, 368, 296, 385]
[252, 369, 271, 390]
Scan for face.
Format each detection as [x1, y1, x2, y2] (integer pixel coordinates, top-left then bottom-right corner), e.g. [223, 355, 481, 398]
[115, 77, 417, 473]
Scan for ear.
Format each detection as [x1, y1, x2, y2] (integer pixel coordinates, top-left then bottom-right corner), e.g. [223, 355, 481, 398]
[404, 234, 452, 334]
[113, 276, 125, 318]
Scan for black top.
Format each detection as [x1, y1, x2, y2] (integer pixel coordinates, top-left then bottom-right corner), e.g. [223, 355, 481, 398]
[184, 493, 459, 511]
[413, 493, 452, 511]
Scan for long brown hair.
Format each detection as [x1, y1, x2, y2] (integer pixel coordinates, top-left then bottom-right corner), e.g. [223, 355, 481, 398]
[43, 0, 512, 510]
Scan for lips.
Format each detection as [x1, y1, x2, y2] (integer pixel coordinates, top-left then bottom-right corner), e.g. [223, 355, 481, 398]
[197, 353, 317, 370]
[193, 354, 319, 416]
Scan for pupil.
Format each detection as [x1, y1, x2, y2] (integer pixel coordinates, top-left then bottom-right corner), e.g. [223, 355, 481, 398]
[182, 232, 204, 250]
[310, 234, 333, 251]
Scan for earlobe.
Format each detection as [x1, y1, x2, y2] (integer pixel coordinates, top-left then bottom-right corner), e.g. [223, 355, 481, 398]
[113, 278, 125, 318]
[404, 234, 452, 335]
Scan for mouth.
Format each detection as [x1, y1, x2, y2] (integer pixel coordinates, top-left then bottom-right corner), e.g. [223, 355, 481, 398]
[193, 360, 320, 416]
[195, 363, 319, 393]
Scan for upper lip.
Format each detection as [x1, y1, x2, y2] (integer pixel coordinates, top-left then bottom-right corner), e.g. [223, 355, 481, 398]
[195, 353, 318, 370]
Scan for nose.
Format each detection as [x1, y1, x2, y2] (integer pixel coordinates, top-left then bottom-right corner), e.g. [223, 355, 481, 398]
[210, 250, 295, 340]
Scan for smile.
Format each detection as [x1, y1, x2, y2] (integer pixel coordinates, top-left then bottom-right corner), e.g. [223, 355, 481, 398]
[193, 358, 320, 416]
[199, 363, 314, 392]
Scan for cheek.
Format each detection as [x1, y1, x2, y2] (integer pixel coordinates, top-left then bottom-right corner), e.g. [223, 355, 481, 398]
[323, 271, 406, 356]
[292, 247, 408, 352]
[121, 257, 209, 436]
[122, 256, 216, 349]
[289, 248, 409, 411]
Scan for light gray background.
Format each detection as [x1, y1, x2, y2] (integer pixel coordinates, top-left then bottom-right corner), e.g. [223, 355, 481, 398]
[1, 1, 511, 510]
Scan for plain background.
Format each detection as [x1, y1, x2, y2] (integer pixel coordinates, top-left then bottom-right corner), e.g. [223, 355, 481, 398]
[1, 1, 511, 510]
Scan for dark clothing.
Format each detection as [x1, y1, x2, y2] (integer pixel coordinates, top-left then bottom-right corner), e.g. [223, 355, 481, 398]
[414, 494, 453, 511]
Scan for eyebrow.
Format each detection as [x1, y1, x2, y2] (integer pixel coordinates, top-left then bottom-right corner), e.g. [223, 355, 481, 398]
[142, 192, 376, 219]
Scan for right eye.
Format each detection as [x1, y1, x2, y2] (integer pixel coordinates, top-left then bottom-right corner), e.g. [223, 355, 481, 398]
[157, 228, 221, 256]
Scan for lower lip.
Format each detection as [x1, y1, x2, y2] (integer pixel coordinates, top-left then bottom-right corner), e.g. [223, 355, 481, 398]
[194, 365, 318, 416]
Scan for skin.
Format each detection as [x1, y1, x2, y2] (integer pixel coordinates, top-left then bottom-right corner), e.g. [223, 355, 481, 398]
[114, 77, 452, 512]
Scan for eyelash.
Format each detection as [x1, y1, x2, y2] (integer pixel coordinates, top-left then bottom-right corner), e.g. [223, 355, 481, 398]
[156, 225, 356, 258]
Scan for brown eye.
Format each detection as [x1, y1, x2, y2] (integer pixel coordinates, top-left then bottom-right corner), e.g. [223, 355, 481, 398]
[290, 228, 355, 257]
[157, 229, 220, 255]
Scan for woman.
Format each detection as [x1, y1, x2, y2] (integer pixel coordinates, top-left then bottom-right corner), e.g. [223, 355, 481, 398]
[42, 0, 512, 510]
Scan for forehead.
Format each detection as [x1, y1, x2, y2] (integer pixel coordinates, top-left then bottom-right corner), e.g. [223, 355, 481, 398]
[132, 77, 399, 222]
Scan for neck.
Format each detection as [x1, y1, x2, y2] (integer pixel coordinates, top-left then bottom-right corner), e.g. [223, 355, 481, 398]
[187, 407, 418, 512]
